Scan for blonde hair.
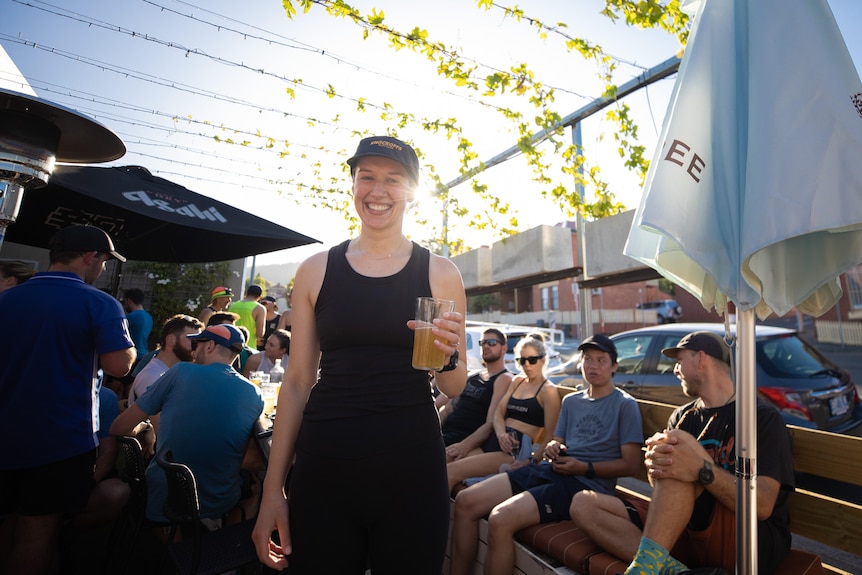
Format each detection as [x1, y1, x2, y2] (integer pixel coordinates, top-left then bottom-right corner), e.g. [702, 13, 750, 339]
[513, 332, 547, 357]
[0, 261, 35, 286]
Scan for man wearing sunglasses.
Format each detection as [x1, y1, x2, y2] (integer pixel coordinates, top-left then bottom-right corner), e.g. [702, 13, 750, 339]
[442, 329, 514, 459]
[111, 324, 263, 524]
[450, 334, 644, 575]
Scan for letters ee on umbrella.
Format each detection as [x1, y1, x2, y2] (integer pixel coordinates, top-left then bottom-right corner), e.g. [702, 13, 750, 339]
[4, 165, 319, 263]
[623, 0, 862, 572]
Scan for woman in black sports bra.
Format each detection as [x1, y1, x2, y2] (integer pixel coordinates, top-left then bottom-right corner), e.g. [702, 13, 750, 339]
[446, 332, 562, 493]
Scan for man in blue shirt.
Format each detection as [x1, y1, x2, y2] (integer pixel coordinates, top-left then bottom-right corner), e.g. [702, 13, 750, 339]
[123, 288, 153, 356]
[0, 225, 135, 575]
[111, 324, 263, 523]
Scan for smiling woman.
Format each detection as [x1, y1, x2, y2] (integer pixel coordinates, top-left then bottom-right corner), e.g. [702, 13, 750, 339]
[251, 134, 468, 575]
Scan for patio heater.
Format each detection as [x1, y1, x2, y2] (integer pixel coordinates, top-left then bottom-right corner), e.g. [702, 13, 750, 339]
[0, 87, 125, 251]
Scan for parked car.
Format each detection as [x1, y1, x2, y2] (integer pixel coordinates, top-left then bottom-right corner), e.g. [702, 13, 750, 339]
[464, 324, 562, 373]
[546, 322, 862, 433]
[636, 299, 683, 323]
[464, 326, 489, 371]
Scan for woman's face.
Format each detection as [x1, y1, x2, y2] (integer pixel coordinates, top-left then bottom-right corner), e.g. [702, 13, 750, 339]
[352, 156, 415, 229]
[516, 344, 546, 376]
[265, 335, 285, 359]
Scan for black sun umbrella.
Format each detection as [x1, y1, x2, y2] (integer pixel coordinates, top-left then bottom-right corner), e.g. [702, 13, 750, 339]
[4, 164, 319, 262]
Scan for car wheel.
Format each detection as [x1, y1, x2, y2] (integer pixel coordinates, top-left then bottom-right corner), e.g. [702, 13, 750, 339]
[658, 314, 666, 324]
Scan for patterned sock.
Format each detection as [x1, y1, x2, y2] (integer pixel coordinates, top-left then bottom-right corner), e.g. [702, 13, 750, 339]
[623, 537, 686, 575]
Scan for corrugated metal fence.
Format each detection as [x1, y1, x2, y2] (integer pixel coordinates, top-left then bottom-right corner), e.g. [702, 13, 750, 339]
[815, 320, 862, 346]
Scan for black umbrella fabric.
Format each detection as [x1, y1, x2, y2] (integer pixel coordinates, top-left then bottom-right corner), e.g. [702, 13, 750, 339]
[4, 165, 319, 262]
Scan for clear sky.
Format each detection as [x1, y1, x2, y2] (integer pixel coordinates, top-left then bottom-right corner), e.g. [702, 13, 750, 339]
[2, 0, 860, 267]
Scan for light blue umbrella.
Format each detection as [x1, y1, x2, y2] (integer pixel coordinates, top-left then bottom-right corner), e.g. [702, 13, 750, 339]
[624, 0, 862, 572]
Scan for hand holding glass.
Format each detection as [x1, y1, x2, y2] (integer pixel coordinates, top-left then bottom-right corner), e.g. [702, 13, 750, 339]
[412, 297, 455, 370]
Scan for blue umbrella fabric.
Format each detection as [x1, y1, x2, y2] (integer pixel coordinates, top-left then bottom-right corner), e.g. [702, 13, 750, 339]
[623, 0, 862, 573]
[625, 0, 862, 320]
[4, 165, 319, 263]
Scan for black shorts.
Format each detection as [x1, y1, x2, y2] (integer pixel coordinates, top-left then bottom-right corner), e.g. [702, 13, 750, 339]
[506, 461, 590, 523]
[0, 450, 96, 516]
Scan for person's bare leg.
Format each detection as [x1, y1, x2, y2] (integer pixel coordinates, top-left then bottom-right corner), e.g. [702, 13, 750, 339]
[450, 474, 514, 575]
[641, 477, 695, 549]
[623, 478, 695, 575]
[447, 452, 510, 493]
[5, 513, 63, 575]
[484, 491, 540, 575]
[71, 479, 130, 529]
[569, 491, 642, 561]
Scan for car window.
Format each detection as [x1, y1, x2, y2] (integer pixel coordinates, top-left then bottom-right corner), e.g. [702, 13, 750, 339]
[757, 334, 833, 377]
[654, 334, 686, 375]
[611, 334, 654, 375]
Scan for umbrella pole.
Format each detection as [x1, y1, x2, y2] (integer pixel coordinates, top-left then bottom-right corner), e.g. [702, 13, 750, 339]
[736, 309, 758, 574]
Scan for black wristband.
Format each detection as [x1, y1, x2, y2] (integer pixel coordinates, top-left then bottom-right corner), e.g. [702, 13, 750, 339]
[585, 461, 596, 479]
[437, 349, 459, 372]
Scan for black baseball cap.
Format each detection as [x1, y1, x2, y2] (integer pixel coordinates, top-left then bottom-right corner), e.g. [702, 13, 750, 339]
[662, 331, 731, 365]
[578, 334, 618, 364]
[346, 136, 419, 185]
[49, 225, 125, 262]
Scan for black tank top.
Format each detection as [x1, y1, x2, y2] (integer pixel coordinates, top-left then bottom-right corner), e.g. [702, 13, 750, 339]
[442, 369, 510, 435]
[296, 240, 440, 457]
[505, 379, 547, 427]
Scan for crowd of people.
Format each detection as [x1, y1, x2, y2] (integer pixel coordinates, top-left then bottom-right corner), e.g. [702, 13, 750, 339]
[0, 134, 797, 575]
[0, 223, 288, 573]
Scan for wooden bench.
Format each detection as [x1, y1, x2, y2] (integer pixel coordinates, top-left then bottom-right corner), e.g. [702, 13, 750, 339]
[446, 387, 862, 575]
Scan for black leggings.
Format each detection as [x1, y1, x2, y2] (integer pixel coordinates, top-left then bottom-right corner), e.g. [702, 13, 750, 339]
[286, 436, 449, 574]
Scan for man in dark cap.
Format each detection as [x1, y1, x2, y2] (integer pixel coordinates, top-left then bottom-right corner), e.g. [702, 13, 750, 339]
[111, 324, 263, 523]
[569, 330, 795, 575]
[450, 334, 643, 575]
[0, 225, 136, 575]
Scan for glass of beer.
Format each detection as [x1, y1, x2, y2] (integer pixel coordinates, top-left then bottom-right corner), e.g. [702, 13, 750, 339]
[412, 297, 455, 370]
[262, 383, 277, 416]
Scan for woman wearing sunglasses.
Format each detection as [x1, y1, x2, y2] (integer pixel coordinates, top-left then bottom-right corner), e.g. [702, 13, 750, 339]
[446, 332, 561, 494]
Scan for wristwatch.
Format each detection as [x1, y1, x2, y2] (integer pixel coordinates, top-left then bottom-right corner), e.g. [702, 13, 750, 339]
[437, 349, 459, 372]
[698, 460, 714, 486]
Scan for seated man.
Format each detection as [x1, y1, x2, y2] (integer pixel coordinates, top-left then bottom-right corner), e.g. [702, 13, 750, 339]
[442, 328, 513, 457]
[449, 334, 643, 575]
[110, 324, 263, 523]
[128, 314, 203, 406]
[569, 331, 795, 575]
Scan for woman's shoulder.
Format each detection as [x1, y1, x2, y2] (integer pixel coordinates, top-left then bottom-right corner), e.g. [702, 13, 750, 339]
[539, 380, 562, 403]
[295, 249, 331, 283]
[244, 352, 263, 372]
[428, 250, 461, 275]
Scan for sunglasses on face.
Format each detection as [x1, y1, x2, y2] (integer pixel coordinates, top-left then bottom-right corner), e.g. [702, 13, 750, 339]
[479, 339, 501, 347]
[517, 354, 545, 366]
[190, 339, 210, 351]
